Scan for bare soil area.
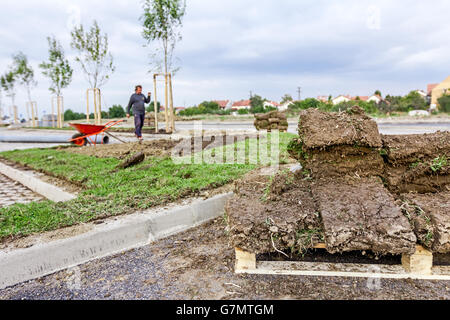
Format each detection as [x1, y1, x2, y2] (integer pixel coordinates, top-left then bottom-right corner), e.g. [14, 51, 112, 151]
[66, 139, 181, 160]
[65, 133, 262, 160]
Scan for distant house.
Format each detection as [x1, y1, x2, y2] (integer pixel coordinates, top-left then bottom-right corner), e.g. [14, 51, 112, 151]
[428, 84, 439, 96]
[159, 106, 185, 114]
[427, 83, 439, 104]
[332, 95, 352, 105]
[415, 90, 427, 99]
[431, 76, 450, 106]
[354, 96, 369, 102]
[232, 100, 251, 110]
[263, 101, 281, 109]
[175, 107, 185, 114]
[317, 96, 329, 103]
[213, 100, 232, 110]
[367, 94, 383, 104]
[279, 101, 294, 111]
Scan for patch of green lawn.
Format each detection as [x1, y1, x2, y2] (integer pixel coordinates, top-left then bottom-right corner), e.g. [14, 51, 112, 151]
[0, 132, 297, 240]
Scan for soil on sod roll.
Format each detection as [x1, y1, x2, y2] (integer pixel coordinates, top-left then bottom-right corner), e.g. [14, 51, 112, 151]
[381, 132, 450, 165]
[226, 170, 323, 254]
[312, 176, 417, 255]
[302, 146, 384, 179]
[401, 191, 450, 253]
[298, 106, 382, 149]
[289, 106, 385, 179]
[381, 132, 450, 194]
[385, 163, 450, 194]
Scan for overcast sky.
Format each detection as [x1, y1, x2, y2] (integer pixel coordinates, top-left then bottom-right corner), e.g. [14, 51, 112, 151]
[1, 0, 449, 116]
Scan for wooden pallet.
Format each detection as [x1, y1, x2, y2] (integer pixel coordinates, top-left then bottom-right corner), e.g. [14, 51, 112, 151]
[235, 244, 450, 280]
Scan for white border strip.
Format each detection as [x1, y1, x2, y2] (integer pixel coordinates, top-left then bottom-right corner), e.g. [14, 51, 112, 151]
[0, 162, 75, 202]
[0, 192, 232, 290]
[236, 261, 450, 281]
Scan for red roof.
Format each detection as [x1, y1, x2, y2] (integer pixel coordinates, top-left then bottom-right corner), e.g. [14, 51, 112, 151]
[213, 100, 229, 108]
[354, 96, 369, 101]
[232, 100, 251, 107]
[333, 95, 352, 100]
[427, 84, 438, 95]
[317, 96, 329, 102]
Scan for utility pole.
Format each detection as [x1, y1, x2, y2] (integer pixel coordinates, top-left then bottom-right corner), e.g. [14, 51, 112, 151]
[297, 87, 302, 101]
[249, 91, 253, 99]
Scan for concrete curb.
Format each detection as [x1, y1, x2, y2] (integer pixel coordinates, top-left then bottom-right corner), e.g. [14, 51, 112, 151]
[0, 162, 75, 202]
[0, 192, 233, 290]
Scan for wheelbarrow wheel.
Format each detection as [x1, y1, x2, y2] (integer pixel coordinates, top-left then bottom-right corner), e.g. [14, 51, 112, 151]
[71, 133, 87, 146]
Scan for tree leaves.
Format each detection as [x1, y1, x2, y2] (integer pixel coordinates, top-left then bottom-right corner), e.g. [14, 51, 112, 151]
[70, 20, 115, 89]
[141, 0, 186, 74]
[39, 36, 73, 96]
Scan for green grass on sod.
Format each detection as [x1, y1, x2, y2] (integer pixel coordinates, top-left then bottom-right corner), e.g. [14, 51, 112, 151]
[0, 132, 297, 240]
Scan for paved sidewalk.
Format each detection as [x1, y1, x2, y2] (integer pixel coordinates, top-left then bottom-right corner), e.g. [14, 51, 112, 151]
[0, 173, 43, 208]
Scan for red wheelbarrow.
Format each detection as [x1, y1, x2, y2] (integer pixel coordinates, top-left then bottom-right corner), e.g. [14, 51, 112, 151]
[69, 120, 126, 146]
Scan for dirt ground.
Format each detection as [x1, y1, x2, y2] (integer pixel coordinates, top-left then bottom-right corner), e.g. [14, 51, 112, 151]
[66, 139, 181, 159]
[1, 218, 449, 300]
[65, 133, 262, 160]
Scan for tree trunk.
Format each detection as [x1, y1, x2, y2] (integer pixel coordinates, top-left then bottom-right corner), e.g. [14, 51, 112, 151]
[164, 38, 169, 133]
[26, 87, 32, 120]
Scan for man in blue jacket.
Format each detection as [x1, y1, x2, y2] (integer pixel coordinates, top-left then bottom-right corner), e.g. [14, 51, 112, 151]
[127, 85, 152, 140]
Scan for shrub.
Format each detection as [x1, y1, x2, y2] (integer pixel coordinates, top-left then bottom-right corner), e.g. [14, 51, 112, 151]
[108, 104, 126, 118]
[289, 98, 324, 110]
[64, 109, 86, 121]
[402, 91, 427, 111]
[438, 94, 450, 113]
[178, 101, 228, 116]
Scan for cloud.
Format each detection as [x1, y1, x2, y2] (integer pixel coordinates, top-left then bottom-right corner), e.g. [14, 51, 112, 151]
[0, 0, 449, 116]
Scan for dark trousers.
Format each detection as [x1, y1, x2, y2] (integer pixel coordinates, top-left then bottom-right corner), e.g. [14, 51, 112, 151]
[134, 113, 145, 137]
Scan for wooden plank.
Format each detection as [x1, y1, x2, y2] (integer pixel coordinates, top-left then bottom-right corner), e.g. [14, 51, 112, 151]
[313, 243, 326, 249]
[235, 248, 256, 271]
[235, 261, 450, 280]
[235, 245, 450, 280]
[401, 245, 433, 275]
